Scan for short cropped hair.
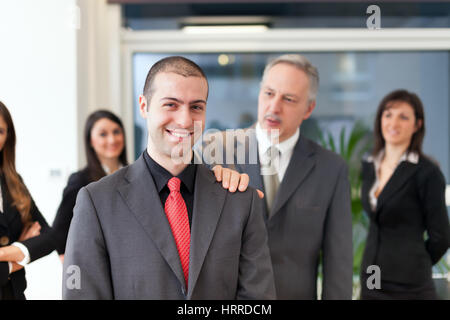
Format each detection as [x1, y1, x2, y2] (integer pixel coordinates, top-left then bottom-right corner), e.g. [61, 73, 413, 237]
[262, 54, 319, 103]
[143, 56, 208, 101]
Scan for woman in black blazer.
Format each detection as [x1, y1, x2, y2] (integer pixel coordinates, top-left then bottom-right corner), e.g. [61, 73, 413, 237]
[360, 89, 450, 300]
[52, 110, 128, 262]
[0, 102, 55, 300]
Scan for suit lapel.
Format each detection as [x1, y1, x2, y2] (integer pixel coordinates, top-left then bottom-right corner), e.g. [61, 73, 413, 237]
[0, 177, 8, 231]
[235, 128, 264, 192]
[187, 165, 226, 298]
[237, 162, 264, 192]
[361, 162, 376, 218]
[233, 128, 268, 218]
[376, 161, 419, 213]
[117, 156, 186, 289]
[0, 176, 20, 231]
[270, 136, 315, 219]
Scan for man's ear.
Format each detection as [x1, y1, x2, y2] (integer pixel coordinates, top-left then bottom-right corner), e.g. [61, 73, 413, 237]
[303, 100, 316, 120]
[139, 95, 149, 118]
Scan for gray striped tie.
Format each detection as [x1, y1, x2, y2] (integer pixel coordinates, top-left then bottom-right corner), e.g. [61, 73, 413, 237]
[262, 146, 280, 211]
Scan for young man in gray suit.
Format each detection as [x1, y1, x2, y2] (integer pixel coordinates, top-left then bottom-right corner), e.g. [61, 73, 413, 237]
[63, 56, 276, 300]
[204, 54, 353, 299]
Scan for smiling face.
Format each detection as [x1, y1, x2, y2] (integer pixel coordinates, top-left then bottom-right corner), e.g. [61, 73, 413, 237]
[258, 63, 316, 142]
[139, 71, 207, 163]
[381, 101, 421, 149]
[90, 118, 125, 163]
[0, 115, 7, 153]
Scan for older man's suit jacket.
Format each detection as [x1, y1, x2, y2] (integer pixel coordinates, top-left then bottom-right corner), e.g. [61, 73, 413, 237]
[62, 155, 276, 300]
[199, 128, 353, 299]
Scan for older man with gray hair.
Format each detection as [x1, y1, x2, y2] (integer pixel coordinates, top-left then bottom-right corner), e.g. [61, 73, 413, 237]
[205, 54, 353, 299]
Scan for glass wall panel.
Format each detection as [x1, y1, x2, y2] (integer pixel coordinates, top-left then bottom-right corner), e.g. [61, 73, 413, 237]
[132, 51, 450, 184]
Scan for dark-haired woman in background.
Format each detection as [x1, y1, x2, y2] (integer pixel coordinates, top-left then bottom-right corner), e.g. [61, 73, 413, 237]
[0, 101, 55, 300]
[360, 89, 450, 300]
[52, 110, 128, 263]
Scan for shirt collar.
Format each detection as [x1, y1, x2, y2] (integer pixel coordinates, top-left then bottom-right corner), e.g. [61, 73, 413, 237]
[366, 149, 419, 166]
[101, 163, 123, 175]
[255, 122, 300, 155]
[143, 150, 196, 194]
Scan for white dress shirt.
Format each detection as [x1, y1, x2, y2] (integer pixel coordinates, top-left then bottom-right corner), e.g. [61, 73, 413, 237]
[255, 122, 300, 182]
[366, 149, 419, 211]
[102, 163, 123, 175]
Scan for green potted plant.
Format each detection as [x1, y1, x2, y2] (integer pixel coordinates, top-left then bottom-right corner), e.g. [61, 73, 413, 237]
[317, 120, 372, 298]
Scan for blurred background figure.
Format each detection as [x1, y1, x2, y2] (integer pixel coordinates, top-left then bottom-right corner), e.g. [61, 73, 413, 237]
[0, 102, 55, 300]
[52, 110, 128, 263]
[360, 90, 450, 299]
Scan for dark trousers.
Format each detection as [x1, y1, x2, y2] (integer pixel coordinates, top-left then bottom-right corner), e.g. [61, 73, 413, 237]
[360, 274, 438, 300]
[1, 280, 26, 300]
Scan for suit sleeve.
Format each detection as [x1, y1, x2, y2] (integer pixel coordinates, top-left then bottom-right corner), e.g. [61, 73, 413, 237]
[52, 174, 85, 254]
[237, 189, 276, 300]
[63, 187, 113, 300]
[321, 162, 353, 300]
[0, 262, 9, 287]
[419, 166, 450, 265]
[19, 197, 56, 263]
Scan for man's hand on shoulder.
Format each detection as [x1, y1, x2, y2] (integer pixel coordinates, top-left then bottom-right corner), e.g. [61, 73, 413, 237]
[212, 165, 264, 199]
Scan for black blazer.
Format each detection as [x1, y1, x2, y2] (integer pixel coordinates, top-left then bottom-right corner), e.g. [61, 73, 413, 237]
[361, 155, 450, 285]
[52, 168, 92, 255]
[0, 175, 55, 299]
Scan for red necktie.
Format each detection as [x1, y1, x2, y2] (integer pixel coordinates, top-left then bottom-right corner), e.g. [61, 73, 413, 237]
[164, 177, 190, 288]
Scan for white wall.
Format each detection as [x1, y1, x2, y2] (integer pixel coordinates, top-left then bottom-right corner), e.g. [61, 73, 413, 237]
[76, 0, 122, 167]
[0, 0, 78, 299]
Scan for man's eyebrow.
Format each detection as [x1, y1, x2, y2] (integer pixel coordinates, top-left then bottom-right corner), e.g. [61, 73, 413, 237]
[283, 93, 299, 99]
[263, 86, 299, 99]
[190, 99, 207, 105]
[160, 97, 183, 103]
[160, 97, 206, 104]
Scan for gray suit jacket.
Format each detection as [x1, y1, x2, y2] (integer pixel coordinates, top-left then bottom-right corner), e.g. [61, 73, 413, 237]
[200, 128, 353, 299]
[63, 155, 276, 300]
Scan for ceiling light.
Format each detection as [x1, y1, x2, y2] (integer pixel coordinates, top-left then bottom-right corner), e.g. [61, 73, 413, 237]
[182, 25, 268, 34]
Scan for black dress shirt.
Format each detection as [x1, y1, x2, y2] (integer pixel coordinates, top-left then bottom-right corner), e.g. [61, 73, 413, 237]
[143, 151, 196, 228]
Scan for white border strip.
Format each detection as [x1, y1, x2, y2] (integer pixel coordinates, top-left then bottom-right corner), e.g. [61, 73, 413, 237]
[122, 28, 450, 52]
[446, 185, 450, 207]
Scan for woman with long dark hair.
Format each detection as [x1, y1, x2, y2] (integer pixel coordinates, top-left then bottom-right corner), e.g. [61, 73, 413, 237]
[52, 110, 128, 262]
[360, 89, 450, 299]
[0, 101, 55, 300]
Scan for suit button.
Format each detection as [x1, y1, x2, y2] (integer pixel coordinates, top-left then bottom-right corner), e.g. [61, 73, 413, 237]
[0, 236, 9, 246]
